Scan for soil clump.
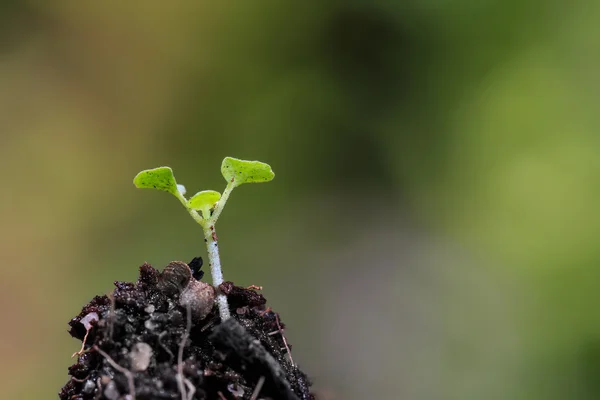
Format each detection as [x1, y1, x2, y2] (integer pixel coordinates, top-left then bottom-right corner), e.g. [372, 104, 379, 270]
[59, 259, 314, 400]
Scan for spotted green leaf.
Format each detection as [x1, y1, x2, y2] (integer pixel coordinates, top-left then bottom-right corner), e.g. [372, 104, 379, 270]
[221, 157, 275, 187]
[188, 190, 221, 218]
[133, 167, 178, 195]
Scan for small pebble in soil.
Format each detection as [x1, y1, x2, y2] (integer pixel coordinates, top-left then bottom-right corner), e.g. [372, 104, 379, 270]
[103, 381, 119, 400]
[80, 312, 99, 330]
[82, 380, 96, 395]
[129, 343, 153, 371]
[228, 382, 245, 397]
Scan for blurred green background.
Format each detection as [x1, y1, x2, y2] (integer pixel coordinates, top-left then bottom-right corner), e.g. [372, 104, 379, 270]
[1, 1, 599, 399]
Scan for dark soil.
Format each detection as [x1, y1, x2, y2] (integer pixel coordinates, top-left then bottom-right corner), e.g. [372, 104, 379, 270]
[59, 259, 314, 400]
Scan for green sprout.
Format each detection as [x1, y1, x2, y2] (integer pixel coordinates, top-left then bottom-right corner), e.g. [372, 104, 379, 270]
[133, 157, 275, 321]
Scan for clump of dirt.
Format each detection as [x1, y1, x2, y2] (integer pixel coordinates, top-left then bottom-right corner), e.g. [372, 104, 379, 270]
[59, 258, 314, 400]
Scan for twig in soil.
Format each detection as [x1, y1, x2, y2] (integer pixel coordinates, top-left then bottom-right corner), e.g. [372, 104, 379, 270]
[246, 285, 263, 290]
[200, 318, 216, 332]
[93, 345, 136, 400]
[250, 376, 266, 400]
[177, 304, 193, 400]
[275, 313, 294, 366]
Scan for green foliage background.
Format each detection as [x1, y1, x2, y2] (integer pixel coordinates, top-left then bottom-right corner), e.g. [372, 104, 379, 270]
[1, 1, 599, 399]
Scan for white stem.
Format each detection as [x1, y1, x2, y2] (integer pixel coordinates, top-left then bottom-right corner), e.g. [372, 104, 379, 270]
[175, 190, 231, 321]
[204, 225, 231, 321]
[209, 182, 235, 225]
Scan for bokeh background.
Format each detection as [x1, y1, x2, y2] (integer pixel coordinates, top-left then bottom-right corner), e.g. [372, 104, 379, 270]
[1, 1, 599, 399]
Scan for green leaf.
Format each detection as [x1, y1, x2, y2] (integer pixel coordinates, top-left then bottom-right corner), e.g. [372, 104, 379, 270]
[133, 167, 178, 195]
[188, 190, 221, 219]
[221, 157, 275, 187]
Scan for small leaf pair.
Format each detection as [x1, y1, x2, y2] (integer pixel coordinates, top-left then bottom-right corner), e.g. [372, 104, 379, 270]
[133, 157, 274, 219]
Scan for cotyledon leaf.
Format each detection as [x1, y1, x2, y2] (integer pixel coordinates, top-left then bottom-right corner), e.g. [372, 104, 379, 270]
[221, 157, 275, 187]
[133, 167, 179, 195]
[188, 190, 221, 218]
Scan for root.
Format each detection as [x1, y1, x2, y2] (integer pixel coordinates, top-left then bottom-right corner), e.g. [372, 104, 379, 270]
[275, 313, 294, 366]
[176, 303, 193, 400]
[250, 376, 266, 400]
[71, 328, 91, 358]
[158, 331, 175, 362]
[70, 375, 90, 383]
[258, 307, 272, 316]
[107, 292, 116, 340]
[72, 312, 99, 358]
[184, 378, 195, 400]
[93, 345, 136, 400]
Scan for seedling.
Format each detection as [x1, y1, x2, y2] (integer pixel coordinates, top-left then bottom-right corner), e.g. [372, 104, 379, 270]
[133, 157, 275, 321]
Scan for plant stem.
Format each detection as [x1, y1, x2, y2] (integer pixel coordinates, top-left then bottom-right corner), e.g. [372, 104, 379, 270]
[203, 225, 231, 321]
[175, 191, 231, 321]
[209, 182, 235, 225]
[175, 191, 205, 226]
